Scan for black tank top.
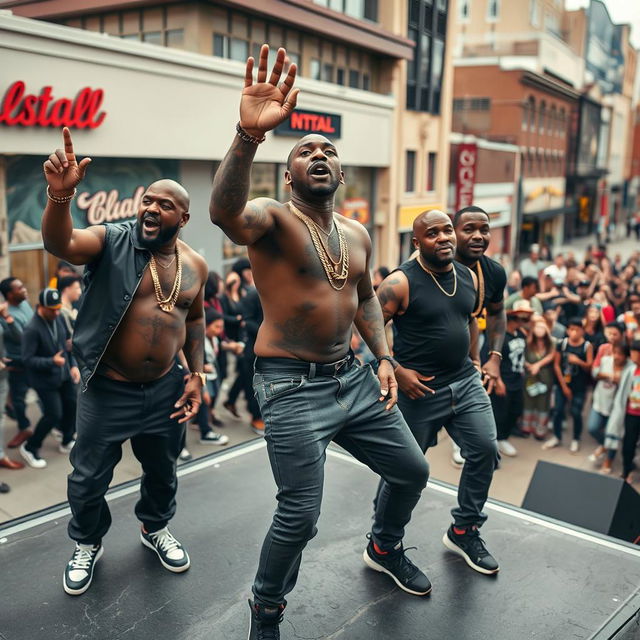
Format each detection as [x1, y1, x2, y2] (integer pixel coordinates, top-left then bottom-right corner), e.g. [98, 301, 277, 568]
[393, 259, 477, 389]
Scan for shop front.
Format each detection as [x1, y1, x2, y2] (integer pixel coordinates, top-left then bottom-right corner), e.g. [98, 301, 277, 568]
[1, 13, 394, 298]
[519, 176, 567, 251]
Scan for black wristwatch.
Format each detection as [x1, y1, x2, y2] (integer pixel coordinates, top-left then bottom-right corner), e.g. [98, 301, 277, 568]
[377, 355, 397, 369]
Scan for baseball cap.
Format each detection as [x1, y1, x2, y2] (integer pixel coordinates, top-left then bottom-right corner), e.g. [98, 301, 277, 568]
[39, 287, 62, 309]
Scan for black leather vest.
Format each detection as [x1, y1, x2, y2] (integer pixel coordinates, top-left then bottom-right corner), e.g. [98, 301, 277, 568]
[72, 221, 150, 390]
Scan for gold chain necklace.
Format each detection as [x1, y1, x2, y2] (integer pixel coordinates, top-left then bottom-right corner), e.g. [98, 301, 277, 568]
[471, 260, 485, 317]
[155, 254, 177, 270]
[149, 245, 182, 312]
[289, 201, 349, 290]
[416, 254, 457, 297]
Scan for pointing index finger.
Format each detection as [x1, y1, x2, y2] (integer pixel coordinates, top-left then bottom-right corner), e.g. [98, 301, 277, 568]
[62, 127, 76, 163]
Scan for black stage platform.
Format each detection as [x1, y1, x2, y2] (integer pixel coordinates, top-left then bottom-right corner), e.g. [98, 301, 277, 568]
[1, 440, 640, 639]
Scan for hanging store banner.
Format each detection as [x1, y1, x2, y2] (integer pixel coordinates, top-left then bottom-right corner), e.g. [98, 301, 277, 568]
[6, 155, 179, 247]
[455, 143, 478, 212]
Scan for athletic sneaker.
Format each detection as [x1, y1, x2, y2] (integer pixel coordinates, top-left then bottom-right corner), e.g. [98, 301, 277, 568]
[363, 535, 431, 596]
[248, 599, 284, 640]
[588, 446, 605, 465]
[497, 439, 517, 457]
[51, 428, 64, 442]
[541, 436, 560, 450]
[63, 543, 103, 595]
[569, 440, 580, 454]
[251, 419, 265, 436]
[19, 443, 47, 469]
[199, 430, 229, 446]
[59, 440, 76, 454]
[140, 526, 190, 572]
[451, 442, 465, 468]
[442, 525, 499, 575]
[179, 448, 192, 461]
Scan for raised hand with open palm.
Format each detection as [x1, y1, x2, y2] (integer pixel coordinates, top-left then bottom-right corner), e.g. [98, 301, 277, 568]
[240, 44, 299, 138]
[43, 127, 92, 196]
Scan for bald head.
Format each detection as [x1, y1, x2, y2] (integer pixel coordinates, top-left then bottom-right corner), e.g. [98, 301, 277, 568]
[147, 179, 190, 211]
[287, 134, 335, 169]
[413, 209, 450, 233]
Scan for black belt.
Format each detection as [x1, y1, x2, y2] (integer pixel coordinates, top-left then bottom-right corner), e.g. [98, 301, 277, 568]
[255, 352, 355, 378]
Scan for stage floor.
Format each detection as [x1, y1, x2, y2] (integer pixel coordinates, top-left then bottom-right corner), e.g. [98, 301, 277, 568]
[1, 440, 639, 639]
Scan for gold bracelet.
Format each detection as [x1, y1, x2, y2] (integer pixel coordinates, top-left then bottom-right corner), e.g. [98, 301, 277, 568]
[236, 122, 266, 145]
[47, 185, 76, 204]
[488, 350, 503, 360]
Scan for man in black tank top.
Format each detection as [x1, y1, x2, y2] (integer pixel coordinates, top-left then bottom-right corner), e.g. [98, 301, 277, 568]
[376, 210, 500, 575]
[453, 206, 507, 465]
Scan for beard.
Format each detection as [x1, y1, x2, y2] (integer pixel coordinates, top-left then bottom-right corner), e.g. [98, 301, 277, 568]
[135, 219, 181, 250]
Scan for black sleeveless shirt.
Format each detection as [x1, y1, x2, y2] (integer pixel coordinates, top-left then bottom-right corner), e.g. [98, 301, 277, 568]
[393, 259, 477, 389]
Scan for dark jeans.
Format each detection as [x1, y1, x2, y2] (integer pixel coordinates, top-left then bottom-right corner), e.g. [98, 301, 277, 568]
[8, 366, 31, 431]
[26, 380, 77, 450]
[252, 358, 429, 607]
[552, 387, 586, 441]
[67, 365, 185, 545]
[490, 386, 524, 440]
[622, 414, 640, 478]
[387, 372, 498, 528]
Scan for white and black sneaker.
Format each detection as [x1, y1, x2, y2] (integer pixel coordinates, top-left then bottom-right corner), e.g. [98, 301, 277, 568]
[63, 543, 103, 595]
[248, 599, 284, 640]
[442, 525, 499, 575]
[19, 443, 47, 469]
[363, 534, 432, 595]
[140, 527, 190, 573]
[199, 430, 229, 446]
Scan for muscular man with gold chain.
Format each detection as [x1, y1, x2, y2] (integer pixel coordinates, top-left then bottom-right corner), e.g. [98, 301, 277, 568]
[41, 128, 207, 596]
[210, 44, 430, 640]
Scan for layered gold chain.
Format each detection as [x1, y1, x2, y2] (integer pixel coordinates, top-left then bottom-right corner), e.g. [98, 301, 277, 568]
[416, 254, 458, 297]
[471, 259, 485, 318]
[149, 245, 182, 312]
[289, 201, 349, 290]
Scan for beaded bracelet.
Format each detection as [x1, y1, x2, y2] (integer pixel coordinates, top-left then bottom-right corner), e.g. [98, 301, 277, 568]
[47, 185, 76, 204]
[236, 122, 266, 145]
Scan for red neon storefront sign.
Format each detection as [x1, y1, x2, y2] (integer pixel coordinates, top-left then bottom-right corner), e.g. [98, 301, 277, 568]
[0, 81, 107, 129]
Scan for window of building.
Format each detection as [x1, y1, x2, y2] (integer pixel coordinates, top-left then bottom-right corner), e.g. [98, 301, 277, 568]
[487, 0, 500, 21]
[539, 101, 546, 133]
[142, 31, 162, 45]
[459, 0, 470, 21]
[406, 1, 448, 114]
[311, 58, 321, 80]
[522, 99, 529, 130]
[529, 0, 540, 27]
[313, 0, 378, 22]
[406, 150, 416, 193]
[549, 105, 557, 136]
[558, 107, 566, 137]
[427, 152, 437, 191]
[349, 69, 361, 88]
[336, 68, 346, 85]
[166, 29, 184, 48]
[528, 96, 536, 131]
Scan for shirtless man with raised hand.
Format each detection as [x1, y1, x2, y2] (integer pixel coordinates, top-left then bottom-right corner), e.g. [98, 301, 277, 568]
[41, 128, 208, 596]
[210, 44, 430, 640]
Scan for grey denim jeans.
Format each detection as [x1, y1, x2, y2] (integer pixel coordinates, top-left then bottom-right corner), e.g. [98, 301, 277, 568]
[252, 358, 429, 607]
[377, 371, 498, 529]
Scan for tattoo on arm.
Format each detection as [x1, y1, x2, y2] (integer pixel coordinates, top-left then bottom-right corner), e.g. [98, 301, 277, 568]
[486, 301, 506, 352]
[211, 136, 257, 222]
[376, 277, 403, 325]
[355, 293, 389, 358]
[183, 318, 205, 373]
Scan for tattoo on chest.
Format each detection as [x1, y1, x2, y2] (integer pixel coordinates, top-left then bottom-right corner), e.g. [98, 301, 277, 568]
[179, 262, 199, 293]
[136, 314, 182, 346]
[272, 302, 320, 351]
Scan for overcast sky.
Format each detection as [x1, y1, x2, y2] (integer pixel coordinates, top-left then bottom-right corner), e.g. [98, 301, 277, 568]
[565, 0, 640, 47]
